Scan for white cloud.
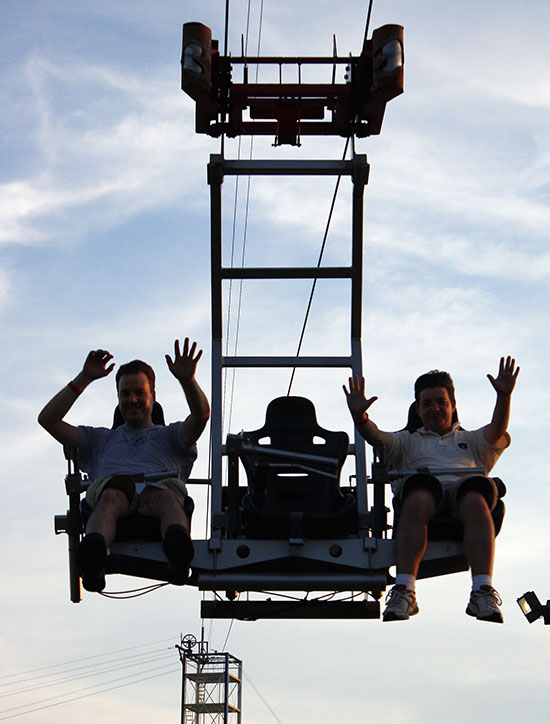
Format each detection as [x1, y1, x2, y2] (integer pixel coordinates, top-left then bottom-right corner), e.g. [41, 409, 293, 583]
[1, 54, 213, 246]
[0, 267, 10, 309]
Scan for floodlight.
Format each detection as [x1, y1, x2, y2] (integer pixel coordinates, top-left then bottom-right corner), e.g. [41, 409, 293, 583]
[517, 591, 550, 624]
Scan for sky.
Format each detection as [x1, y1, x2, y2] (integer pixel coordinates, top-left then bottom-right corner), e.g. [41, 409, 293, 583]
[1, 0, 549, 721]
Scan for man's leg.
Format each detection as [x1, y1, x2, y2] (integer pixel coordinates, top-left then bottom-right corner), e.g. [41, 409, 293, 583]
[145, 488, 194, 585]
[143, 488, 190, 537]
[86, 488, 131, 546]
[458, 490, 503, 623]
[457, 489, 495, 576]
[384, 487, 437, 621]
[395, 487, 437, 576]
[77, 488, 131, 592]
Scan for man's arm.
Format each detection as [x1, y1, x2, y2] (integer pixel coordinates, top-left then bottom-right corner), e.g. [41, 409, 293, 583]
[166, 338, 210, 447]
[342, 375, 393, 450]
[37, 350, 115, 445]
[484, 356, 520, 445]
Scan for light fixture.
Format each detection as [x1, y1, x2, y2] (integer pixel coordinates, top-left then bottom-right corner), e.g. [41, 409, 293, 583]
[517, 591, 550, 624]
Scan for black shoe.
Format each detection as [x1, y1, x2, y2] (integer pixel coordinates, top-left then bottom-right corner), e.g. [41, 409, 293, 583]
[163, 524, 194, 585]
[76, 533, 107, 592]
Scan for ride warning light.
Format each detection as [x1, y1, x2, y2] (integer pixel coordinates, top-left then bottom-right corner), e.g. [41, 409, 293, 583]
[181, 22, 214, 99]
[370, 24, 404, 102]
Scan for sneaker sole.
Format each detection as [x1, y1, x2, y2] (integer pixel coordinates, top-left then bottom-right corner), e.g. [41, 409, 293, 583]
[383, 606, 419, 621]
[466, 605, 503, 623]
[81, 569, 106, 593]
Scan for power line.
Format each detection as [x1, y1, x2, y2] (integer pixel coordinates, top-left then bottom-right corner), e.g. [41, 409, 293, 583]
[0, 661, 179, 719]
[0, 650, 175, 699]
[0, 666, 180, 722]
[287, 137, 351, 395]
[217, 0, 265, 656]
[0, 638, 175, 682]
[243, 669, 283, 724]
[223, 0, 265, 440]
[0, 640, 180, 721]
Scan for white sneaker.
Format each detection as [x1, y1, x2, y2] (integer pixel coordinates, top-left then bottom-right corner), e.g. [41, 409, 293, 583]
[382, 584, 419, 621]
[466, 585, 503, 623]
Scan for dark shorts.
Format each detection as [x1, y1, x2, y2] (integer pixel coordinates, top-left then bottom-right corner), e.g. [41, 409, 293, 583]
[395, 472, 498, 517]
[85, 475, 188, 515]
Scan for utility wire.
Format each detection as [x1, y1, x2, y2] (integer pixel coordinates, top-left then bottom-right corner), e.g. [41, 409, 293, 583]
[361, 0, 375, 54]
[221, 612, 237, 652]
[287, 0, 375, 394]
[0, 641, 179, 720]
[223, 0, 264, 439]
[0, 638, 175, 682]
[0, 663, 178, 717]
[217, 0, 265, 656]
[243, 669, 283, 724]
[0, 666, 180, 722]
[286, 136, 350, 395]
[0, 651, 175, 699]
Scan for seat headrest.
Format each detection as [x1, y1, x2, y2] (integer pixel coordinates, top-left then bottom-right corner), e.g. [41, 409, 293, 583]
[263, 396, 319, 433]
[112, 401, 166, 428]
[403, 402, 458, 433]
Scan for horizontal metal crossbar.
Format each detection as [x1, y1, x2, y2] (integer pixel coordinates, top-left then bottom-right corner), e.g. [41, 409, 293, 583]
[222, 355, 352, 368]
[221, 266, 352, 280]
[198, 572, 387, 591]
[388, 466, 486, 480]
[231, 83, 350, 97]
[201, 599, 381, 620]
[224, 56, 355, 65]
[221, 159, 364, 175]
[240, 442, 340, 468]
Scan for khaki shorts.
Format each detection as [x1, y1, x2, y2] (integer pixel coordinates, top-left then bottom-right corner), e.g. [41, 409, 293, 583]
[85, 474, 188, 516]
[395, 472, 498, 518]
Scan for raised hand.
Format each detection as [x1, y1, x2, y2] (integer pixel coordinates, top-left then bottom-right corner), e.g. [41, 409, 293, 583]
[342, 375, 378, 419]
[487, 356, 520, 397]
[81, 350, 115, 382]
[166, 338, 203, 383]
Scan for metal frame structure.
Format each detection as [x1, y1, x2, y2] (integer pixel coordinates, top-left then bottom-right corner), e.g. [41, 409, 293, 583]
[55, 18, 484, 617]
[181, 22, 404, 145]
[181, 22, 406, 617]
[197, 150, 393, 619]
[208, 154, 370, 541]
[177, 635, 242, 724]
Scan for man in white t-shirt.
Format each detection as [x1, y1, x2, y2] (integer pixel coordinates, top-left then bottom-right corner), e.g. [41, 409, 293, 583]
[343, 357, 519, 623]
[39, 338, 210, 592]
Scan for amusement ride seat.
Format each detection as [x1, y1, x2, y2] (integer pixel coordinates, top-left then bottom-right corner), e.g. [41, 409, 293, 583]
[391, 403, 506, 542]
[73, 401, 194, 542]
[232, 396, 357, 540]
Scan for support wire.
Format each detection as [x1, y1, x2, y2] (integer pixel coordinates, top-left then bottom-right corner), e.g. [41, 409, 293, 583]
[286, 136, 351, 395]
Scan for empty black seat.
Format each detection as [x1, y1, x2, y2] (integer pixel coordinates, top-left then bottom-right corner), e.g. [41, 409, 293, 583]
[237, 396, 356, 539]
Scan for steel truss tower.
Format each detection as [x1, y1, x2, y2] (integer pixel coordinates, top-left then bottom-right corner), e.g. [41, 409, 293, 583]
[178, 635, 242, 724]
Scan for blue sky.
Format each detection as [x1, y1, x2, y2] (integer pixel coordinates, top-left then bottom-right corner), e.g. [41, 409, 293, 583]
[1, 1, 550, 722]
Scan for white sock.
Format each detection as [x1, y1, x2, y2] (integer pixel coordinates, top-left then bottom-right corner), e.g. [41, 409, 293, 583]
[472, 574, 492, 591]
[396, 574, 416, 592]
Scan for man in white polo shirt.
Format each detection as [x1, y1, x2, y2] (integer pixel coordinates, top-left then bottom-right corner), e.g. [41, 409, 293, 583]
[343, 357, 519, 623]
